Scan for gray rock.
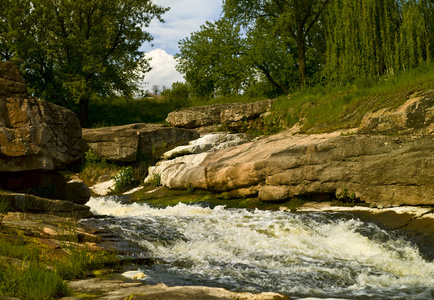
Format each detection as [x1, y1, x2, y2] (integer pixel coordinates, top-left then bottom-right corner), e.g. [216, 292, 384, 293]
[65, 278, 289, 300]
[359, 90, 434, 134]
[166, 99, 276, 130]
[0, 62, 84, 172]
[162, 133, 251, 159]
[66, 180, 91, 205]
[1, 191, 92, 219]
[82, 123, 200, 162]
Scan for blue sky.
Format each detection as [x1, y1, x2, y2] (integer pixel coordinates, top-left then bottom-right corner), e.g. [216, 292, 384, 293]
[139, 0, 223, 91]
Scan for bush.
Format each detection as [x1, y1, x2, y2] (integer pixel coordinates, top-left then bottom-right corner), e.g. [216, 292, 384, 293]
[114, 166, 134, 192]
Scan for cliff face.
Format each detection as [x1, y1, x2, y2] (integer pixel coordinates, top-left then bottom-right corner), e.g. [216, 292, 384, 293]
[0, 61, 84, 172]
[147, 92, 434, 207]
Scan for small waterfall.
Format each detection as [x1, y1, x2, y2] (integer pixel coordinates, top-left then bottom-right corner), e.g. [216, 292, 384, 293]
[82, 196, 434, 299]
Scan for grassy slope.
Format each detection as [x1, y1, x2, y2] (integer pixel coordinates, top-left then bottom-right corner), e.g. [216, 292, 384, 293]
[269, 63, 434, 134]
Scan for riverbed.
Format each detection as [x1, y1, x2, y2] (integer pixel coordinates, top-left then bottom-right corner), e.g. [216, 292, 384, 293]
[81, 196, 434, 300]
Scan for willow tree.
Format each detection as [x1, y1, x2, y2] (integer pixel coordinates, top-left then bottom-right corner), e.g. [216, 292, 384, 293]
[223, 0, 330, 87]
[323, 0, 432, 84]
[0, 0, 168, 126]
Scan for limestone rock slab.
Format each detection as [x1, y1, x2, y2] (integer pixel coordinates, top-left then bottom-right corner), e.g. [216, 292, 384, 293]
[82, 123, 199, 162]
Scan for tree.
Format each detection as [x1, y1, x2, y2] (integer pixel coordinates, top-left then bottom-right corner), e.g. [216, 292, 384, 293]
[323, 0, 433, 83]
[0, 0, 168, 126]
[223, 0, 330, 87]
[176, 18, 251, 99]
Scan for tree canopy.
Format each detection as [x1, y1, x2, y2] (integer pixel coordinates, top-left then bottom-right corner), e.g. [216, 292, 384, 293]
[0, 0, 168, 126]
[176, 19, 249, 99]
[176, 0, 433, 99]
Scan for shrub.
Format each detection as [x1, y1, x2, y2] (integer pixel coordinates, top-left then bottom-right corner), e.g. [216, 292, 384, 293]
[114, 166, 134, 192]
[150, 173, 161, 187]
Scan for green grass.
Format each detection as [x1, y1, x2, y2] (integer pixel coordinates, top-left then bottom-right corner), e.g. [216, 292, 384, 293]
[0, 227, 119, 299]
[270, 62, 434, 133]
[0, 261, 68, 300]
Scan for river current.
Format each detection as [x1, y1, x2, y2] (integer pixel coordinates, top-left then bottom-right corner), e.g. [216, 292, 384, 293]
[82, 196, 434, 299]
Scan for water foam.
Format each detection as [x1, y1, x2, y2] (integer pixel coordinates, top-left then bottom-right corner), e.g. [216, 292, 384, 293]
[85, 197, 434, 299]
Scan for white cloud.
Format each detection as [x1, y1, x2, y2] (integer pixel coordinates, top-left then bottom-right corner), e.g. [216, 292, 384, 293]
[140, 49, 184, 91]
[142, 0, 223, 55]
[137, 1, 223, 89]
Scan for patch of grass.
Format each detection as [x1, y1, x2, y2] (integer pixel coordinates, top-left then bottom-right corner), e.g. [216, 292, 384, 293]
[80, 150, 119, 186]
[268, 62, 434, 133]
[0, 260, 68, 300]
[0, 221, 120, 299]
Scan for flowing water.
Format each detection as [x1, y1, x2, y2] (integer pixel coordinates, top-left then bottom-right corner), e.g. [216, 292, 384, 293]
[82, 196, 434, 299]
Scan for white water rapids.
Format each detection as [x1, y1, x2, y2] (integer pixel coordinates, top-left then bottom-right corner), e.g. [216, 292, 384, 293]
[83, 196, 434, 299]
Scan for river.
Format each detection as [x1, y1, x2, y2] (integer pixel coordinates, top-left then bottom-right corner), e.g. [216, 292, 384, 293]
[81, 196, 434, 300]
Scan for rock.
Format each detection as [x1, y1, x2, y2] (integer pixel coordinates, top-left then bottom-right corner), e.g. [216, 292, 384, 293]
[66, 179, 91, 205]
[90, 179, 116, 196]
[162, 133, 251, 159]
[82, 123, 200, 162]
[358, 90, 434, 134]
[0, 170, 67, 199]
[66, 278, 289, 300]
[166, 99, 276, 130]
[122, 270, 147, 280]
[147, 131, 434, 207]
[1, 191, 92, 219]
[0, 61, 84, 172]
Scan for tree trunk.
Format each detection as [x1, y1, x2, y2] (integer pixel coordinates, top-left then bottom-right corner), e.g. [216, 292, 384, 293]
[296, 30, 307, 88]
[79, 96, 89, 127]
[257, 65, 288, 95]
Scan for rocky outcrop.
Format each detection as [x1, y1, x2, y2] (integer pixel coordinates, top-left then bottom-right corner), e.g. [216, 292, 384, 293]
[67, 279, 289, 300]
[162, 133, 251, 159]
[1, 190, 92, 218]
[359, 90, 434, 134]
[146, 131, 434, 207]
[82, 123, 200, 162]
[166, 99, 276, 131]
[0, 61, 84, 172]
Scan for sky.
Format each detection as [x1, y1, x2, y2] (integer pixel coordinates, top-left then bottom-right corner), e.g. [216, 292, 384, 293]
[139, 0, 223, 92]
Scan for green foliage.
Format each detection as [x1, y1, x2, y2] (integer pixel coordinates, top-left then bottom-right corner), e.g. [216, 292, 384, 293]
[150, 173, 162, 187]
[187, 183, 195, 195]
[0, 261, 68, 300]
[88, 96, 179, 127]
[176, 18, 251, 99]
[81, 150, 117, 185]
[333, 188, 362, 207]
[0, 0, 169, 126]
[0, 197, 9, 226]
[323, 0, 433, 84]
[0, 224, 120, 299]
[162, 82, 191, 108]
[53, 247, 118, 280]
[267, 61, 434, 133]
[114, 166, 134, 193]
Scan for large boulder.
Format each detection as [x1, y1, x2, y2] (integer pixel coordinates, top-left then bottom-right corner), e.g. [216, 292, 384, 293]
[146, 131, 434, 207]
[166, 99, 276, 130]
[1, 190, 92, 219]
[82, 123, 200, 162]
[0, 61, 84, 172]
